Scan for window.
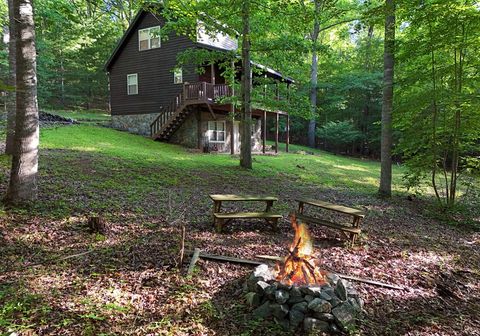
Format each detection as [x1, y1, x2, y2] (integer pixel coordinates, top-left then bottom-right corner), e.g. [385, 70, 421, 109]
[208, 121, 226, 143]
[174, 68, 183, 84]
[138, 26, 161, 51]
[127, 74, 138, 95]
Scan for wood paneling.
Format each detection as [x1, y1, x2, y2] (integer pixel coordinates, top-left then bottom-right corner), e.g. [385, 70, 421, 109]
[109, 12, 199, 116]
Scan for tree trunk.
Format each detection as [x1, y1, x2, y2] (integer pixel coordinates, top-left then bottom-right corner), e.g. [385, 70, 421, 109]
[5, 0, 39, 204]
[240, 0, 252, 169]
[307, 0, 322, 148]
[379, 0, 395, 197]
[5, 0, 16, 155]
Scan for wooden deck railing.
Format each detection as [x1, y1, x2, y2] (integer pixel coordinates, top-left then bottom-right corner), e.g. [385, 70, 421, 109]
[150, 82, 233, 138]
[183, 82, 232, 102]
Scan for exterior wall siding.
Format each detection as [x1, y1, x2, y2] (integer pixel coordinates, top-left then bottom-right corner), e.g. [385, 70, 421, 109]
[109, 12, 199, 117]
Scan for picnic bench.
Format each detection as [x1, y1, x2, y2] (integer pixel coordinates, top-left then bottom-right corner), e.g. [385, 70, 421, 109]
[209, 194, 282, 233]
[296, 199, 365, 245]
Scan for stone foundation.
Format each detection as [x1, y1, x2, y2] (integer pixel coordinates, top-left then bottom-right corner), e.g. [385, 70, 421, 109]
[245, 264, 363, 333]
[111, 113, 159, 136]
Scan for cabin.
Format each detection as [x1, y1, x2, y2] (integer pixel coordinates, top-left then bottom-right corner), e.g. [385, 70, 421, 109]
[105, 8, 292, 154]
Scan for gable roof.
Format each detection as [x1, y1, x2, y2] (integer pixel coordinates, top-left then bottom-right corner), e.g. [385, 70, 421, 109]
[105, 9, 294, 84]
[105, 10, 149, 71]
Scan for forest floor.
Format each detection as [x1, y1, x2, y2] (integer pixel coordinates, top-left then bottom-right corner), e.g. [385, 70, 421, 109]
[0, 120, 479, 336]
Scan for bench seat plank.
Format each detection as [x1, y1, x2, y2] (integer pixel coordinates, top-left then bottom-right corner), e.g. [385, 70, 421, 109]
[214, 212, 282, 219]
[296, 198, 365, 218]
[210, 194, 278, 202]
[297, 214, 361, 234]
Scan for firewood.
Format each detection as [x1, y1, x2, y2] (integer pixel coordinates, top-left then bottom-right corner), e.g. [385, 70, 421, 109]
[187, 248, 201, 275]
[255, 254, 404, 290]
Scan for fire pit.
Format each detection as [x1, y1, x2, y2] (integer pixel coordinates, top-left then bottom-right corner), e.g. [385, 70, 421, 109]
[244, 215, 363, 333]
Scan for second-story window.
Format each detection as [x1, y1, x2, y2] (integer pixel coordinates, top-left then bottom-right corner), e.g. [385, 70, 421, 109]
[127, 74, 138, 95]
[174, 68, 183, 84]
[139, 26, 161, 51]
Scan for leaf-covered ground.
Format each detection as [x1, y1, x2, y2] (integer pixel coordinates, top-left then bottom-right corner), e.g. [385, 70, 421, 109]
[0, 124, 479, 336]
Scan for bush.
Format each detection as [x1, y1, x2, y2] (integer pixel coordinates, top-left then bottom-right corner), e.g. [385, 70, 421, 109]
[317, 120, 364, 154]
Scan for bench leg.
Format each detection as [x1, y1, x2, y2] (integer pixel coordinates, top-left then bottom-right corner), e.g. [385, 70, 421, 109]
[350, 233, 357, 246]
[215, 218, 224, 233]
[272, 218, 279, 232]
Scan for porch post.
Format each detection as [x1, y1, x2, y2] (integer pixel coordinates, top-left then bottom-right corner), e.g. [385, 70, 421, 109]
[275, 113, 279, 154]
[286, 114, 290, 153]
[262, 110, 267, 154]
[210, 63, 215, 85]
[230, 111, 235, 155]
[197, 111, 202, 150]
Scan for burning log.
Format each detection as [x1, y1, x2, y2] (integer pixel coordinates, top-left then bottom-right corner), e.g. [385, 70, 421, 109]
[275, 213, 326, 286]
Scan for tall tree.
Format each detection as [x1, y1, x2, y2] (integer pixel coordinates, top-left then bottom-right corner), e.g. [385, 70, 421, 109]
[307, 0, 321, 148]
[379, 0, 395, 197]
[5, 0, 39, 204]
[240, 0, 252, 169]
[5, 0, 15, 154]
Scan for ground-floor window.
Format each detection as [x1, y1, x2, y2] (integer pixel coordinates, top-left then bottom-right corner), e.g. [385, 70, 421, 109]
[208, 121, 226, 143]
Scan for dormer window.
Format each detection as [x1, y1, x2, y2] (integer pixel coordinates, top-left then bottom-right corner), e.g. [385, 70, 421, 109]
[139, 26, 161, 51]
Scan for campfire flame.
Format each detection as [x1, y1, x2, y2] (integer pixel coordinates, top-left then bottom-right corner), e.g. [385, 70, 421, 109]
[275, 213, 326, 286]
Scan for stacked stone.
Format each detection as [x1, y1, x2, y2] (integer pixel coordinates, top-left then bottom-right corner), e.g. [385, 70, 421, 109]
[245, 265, 363, 334]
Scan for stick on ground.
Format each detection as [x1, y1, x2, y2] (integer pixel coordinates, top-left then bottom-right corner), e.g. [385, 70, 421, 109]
[187, 248, 201, 275]
[178, 225, 186, 267]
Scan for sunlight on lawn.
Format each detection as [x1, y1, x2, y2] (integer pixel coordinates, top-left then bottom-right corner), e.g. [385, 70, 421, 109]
[39, 125, 407, 194]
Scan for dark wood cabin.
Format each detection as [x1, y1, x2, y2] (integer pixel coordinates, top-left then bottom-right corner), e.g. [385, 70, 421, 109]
[105, 8, 293, 153]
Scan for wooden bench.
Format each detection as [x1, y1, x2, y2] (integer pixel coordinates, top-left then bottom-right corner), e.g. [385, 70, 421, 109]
[209, 194, 282, 233]
[296, 199, 365, 245]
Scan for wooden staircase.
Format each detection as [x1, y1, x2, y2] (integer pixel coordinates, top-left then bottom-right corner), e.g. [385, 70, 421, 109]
[150, 82, 232, 140]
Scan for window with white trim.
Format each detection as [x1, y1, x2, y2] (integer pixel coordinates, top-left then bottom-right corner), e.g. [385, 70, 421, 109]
[208, 121, 226, 143]
[138, 26, 161, 51]
[127, 74, 138, 95]
[174, 68, 183, 84]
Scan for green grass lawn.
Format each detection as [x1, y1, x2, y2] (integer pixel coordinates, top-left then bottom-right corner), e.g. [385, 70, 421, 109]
[40, 125, 405, 193]
[45, 109, 111, 122]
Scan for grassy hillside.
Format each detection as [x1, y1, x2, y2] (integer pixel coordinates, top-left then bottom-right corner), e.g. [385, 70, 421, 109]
[1, 124, 478, 336]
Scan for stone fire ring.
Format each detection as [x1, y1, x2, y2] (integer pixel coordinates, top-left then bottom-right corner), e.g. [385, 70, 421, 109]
[245, 264, 363, 333]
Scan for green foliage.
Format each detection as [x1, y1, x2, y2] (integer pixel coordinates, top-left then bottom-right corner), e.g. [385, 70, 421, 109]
[317, 120, 364, 154]
[394, 0, 480, 207]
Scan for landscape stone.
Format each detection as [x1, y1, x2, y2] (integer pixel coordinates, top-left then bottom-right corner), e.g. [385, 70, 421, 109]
[308, 298, 332, 313]
[323, 287, 336, 297]
[305, 286, 323, 297]
[270, 303, 289, 320]
[319, 292, 332, 301]
[326, 273, 340, 286]
[330, 296, 342, 307]
[304, 295, 315, 302]
[276, 282, 292, 291]
[256, 281, 270, 296]
[335, 279, 348, 301]
[291, 302, 308, 313]
[275, 289, 290, 304]
[303, 317, 330, 333]
[287, 295, 305, 305]
[253, 264, 275, 282]
[247, 275, 262, 292]
[264, 283, 277, 300]
[313, 312, 335, 322]
[330, 323, 342, 334]
[253, 301, 271, 318]
[332, 301, 357, 331]
[289, 309, 305, 329]
[245, 292, 261, 307]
